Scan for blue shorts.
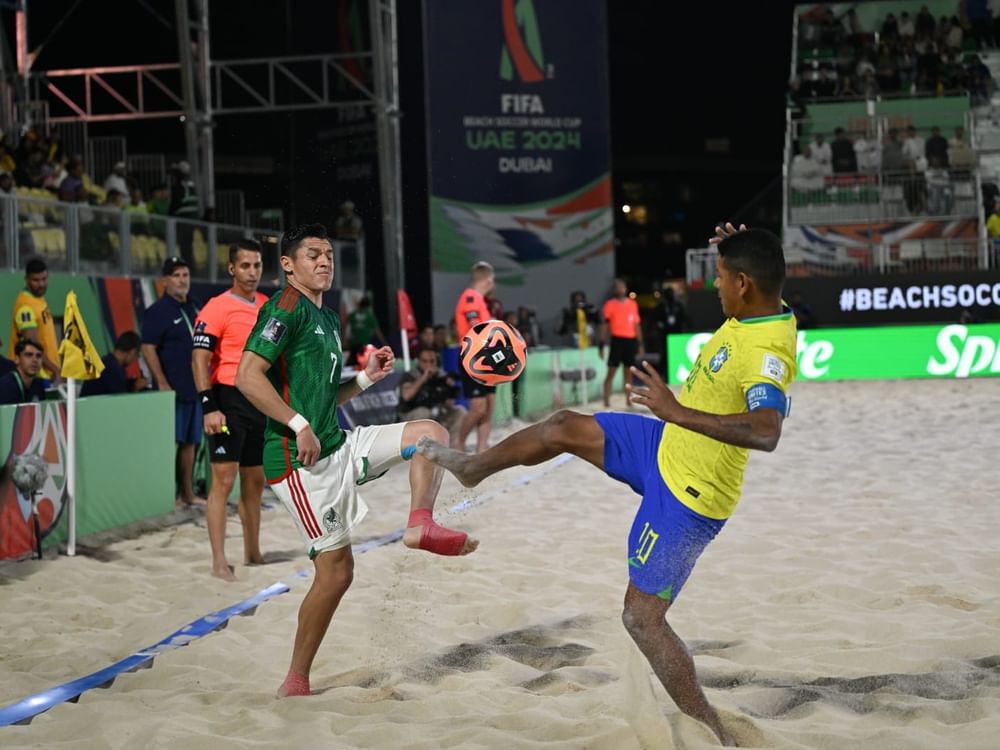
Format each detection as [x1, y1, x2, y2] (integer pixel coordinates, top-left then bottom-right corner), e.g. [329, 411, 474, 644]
[595, 412, 725, 603]
[175, 399, 203, 445]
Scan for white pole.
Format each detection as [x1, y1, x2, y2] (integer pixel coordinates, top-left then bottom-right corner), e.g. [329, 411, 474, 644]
[66, 377, 76, 557]
[400, 328, 411, 371]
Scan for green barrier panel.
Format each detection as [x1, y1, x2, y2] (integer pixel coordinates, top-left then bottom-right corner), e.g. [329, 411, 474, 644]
[667, 323, 1000, 385]
[520, 349, 556, 416]
[0, 391, 176, 553]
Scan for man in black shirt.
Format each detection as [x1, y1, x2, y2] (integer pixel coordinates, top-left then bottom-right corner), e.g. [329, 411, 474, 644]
[0, 339, 46, 404]
[81, 331, 146, 397]
[398, 350, 466, 448]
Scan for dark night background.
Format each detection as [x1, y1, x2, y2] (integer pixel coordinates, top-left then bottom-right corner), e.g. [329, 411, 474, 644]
[13, 0, 799, 327]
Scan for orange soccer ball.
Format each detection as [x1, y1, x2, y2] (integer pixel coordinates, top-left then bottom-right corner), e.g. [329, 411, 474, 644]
[460, 319, 527, 386]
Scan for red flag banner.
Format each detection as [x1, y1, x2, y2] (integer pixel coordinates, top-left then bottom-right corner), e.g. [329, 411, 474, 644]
[397, 288, 417, 337]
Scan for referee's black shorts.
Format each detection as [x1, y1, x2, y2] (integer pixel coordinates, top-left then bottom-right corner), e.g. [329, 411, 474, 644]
[459, 367, 496, 400]
[607, 336, 639, 368]
[207, 384, 266, 466]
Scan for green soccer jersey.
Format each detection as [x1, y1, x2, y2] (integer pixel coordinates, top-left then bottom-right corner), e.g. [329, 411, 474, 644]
[244, 286, 346, 481]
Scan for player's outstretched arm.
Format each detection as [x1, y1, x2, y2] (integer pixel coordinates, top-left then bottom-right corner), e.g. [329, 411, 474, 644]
[627, 361, 783, 452]
[236, 350, 321, 466]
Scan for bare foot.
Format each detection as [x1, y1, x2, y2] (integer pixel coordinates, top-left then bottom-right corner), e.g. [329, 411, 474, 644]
[415, 436, 486, 487]
[277, 671, 311, 697]
[212, 563, 237, 582]
[244, 553, 266, 566]
[177, 495, 208, 510]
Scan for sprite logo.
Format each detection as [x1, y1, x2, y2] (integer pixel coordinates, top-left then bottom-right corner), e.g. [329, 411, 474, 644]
[669, 323, 1000, 384]
[927, 324, 1000, 378]
[500, 0, 545, 83]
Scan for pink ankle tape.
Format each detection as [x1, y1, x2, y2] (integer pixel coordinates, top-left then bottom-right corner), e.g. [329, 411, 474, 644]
[408, 508, 433, 527]
[282, 670, 311, 697]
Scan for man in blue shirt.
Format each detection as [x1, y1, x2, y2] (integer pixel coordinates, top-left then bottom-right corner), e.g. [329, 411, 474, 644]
[0, 335, 15, 376]
[0, 339, 47, 405]
[81, 331, 146, 397]
[142, 257, 205, 509]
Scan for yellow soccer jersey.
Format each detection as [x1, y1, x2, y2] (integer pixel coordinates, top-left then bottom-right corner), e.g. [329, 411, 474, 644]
[658, 309, 797, 520]
[9, 290, 58, 378]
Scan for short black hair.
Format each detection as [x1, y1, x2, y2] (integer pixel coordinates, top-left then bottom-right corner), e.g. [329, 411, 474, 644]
[229, 237, 262, 264]
[280, 223, 328, 259]
[717, 228, 786, 297]
[114, 330, 141, 352]
[25, 258, 47, 275]
[14, 338, 43, 356]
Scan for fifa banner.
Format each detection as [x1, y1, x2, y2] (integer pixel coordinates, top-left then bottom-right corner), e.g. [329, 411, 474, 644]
[0, 403, 69, 560]
[337, 371, 403, 428]
[425, 0, 614, 329]
[667, 323, 1000, 385]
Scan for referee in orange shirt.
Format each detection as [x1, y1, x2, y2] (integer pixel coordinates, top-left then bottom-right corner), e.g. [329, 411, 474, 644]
[600, 278, 644, 407]
[192, 239, 268, 581]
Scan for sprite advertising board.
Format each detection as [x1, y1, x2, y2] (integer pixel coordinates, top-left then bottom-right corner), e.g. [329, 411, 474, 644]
[667, 324, 1000, 384]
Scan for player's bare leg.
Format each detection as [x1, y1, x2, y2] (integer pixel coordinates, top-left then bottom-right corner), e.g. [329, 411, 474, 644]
[622, 583, 736, 746]
[457, 395, 487, 452]
[475, 392, 495, 453]
[239, 465, 265, 565]
[207, 461, 238, 581]
[278, 545, 354, 698]
[416, 410, 604, 488]
[400, 419, 478, 555]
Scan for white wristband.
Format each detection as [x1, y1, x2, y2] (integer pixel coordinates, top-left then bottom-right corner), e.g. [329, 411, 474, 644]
[287, 413, 309, 435]
[356, 370, 374, 391]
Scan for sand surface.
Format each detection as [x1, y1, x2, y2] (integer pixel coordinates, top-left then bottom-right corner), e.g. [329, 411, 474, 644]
[2, 379, 999, 749]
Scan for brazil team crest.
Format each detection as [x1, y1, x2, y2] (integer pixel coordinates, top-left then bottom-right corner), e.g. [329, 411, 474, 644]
[709, 344, 731, 373]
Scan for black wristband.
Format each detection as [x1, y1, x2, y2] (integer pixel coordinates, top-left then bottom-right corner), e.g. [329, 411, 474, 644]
[199, 389, 220, 414]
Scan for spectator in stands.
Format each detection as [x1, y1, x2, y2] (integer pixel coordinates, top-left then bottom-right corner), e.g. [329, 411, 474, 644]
[840, 8, 861, 38]
[949, 127, 977, 173]
[915, 6, 936, 38]
[836, 75, 858, 98]
[558, 290, 600, 349]
[58, 158, 84, 203]
[854, 130, 881, 173]
[987, 199, 1000, 244]
[831, 128, 858, 173]
[810, 133, 832, 174]
[0, 336, 14, 376]
[103, 161, 129, 196]
[925, 126, 949, 168]
[345, 296, 386, 365]
[939, 52, 967, 92]
[943, 16, 963, 51]
[0, 170, 13, 194]
[141, 256, 206, 510]
[789, 292, 816, 330]
[9, 257, 60, 382]
[170, 160, 199, 265]
[433, 323, 449, 351]
[859, 70, 880, 99]
[790, 145, 825, 193]
[0, 339, 46, 405]
[0, 141, 15, 175]
[898, 38, 917, 93]
[898, 11, 915, 38]
[882, 129, 907, 174]
[104, 189, 126, 210]
[925, 156, 954, 215]
[413, 325, 435, 357]
[903, 125, 926, 170]
[148, 184, 170, 215]
[398, 349, 466, 448]
[516, 305, 541, 348]
[80, 331, 147, 397]
[875, 44, 900, 93]
[334, 200, 363, 240]
[966, 54, 994, 108]
[881, 12, 899, 39]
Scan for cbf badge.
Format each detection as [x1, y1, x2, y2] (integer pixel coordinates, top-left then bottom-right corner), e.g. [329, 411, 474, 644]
[709, 345, 731, 373]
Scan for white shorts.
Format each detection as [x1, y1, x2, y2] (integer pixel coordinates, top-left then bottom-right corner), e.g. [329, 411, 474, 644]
[270, 422, 408, 558]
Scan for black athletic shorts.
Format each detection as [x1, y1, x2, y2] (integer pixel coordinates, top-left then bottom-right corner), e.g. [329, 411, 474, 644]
[607, 336, 639, 368]
[207, 384, 266, 466]
[459, 367, 496, 400]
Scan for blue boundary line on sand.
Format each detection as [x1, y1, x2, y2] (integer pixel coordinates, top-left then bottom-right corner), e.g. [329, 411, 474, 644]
[0, 454, 574, 727]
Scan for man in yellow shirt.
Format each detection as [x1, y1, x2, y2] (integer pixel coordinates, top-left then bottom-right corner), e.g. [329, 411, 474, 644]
[413, 223, 796, 746]
[8, 258, 60, 381]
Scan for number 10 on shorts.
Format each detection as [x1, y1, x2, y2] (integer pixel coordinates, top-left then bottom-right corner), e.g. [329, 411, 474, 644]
[635, 522, 659, 565]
